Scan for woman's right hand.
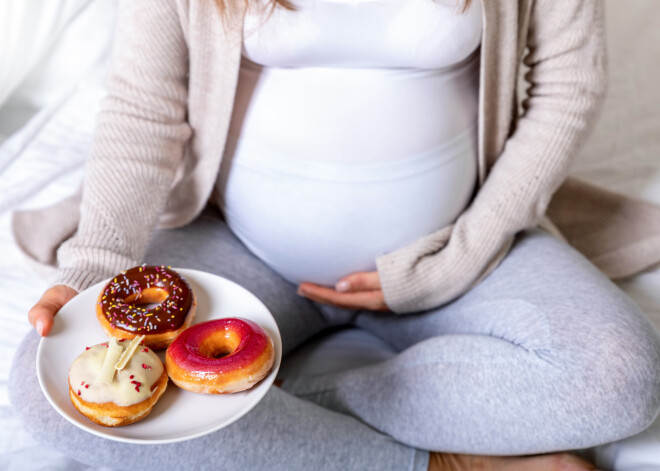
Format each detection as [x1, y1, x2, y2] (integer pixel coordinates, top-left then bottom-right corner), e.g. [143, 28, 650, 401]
[28, 285, 78, 336]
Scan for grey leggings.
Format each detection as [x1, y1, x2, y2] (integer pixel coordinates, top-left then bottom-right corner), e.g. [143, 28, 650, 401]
[10, 206, 660, 470]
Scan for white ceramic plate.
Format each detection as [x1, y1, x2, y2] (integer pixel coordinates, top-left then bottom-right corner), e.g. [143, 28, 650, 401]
[36, 268, 282, 444]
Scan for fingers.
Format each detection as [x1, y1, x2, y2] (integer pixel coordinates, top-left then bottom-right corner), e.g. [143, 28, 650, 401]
[28, 285, 78, 336]
[298, 271, 389, 311]
[334, 271, 381, 293]
[298, 282, 388, 311]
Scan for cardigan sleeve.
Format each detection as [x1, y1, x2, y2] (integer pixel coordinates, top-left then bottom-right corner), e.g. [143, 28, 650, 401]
[51, 0, 192, 292]
[376, 0, 607, 313]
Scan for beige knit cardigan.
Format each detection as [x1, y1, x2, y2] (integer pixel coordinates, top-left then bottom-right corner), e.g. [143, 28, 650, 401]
[13, 0, 660, 314]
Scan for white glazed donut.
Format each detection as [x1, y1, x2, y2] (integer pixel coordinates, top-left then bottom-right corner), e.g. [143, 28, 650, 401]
[68, 338, 168, 427]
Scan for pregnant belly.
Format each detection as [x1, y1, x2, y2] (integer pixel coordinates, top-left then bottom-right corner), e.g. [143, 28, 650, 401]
[216, 128, 477, 287]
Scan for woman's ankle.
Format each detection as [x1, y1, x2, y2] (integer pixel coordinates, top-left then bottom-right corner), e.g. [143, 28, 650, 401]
[427, 452, 599, 471]
[428, 453, 489, 471]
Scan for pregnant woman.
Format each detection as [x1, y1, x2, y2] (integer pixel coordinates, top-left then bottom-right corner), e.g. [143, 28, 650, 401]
[14, 0, 660, 469]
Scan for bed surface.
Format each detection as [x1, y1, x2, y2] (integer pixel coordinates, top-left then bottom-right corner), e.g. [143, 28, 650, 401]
[2, 0, 660, 469]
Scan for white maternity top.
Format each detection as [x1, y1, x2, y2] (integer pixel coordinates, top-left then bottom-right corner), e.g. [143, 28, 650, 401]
[215, 0, 482, 286]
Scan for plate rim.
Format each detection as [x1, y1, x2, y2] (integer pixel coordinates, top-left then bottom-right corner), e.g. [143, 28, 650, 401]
[36, 267, 282, 444]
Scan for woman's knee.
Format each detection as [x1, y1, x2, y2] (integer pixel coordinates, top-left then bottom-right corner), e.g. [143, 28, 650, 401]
[573, 304, 660, 441]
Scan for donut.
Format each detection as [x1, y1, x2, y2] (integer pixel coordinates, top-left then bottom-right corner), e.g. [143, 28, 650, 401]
[96, 265, 196, 350]
[68, 337, 168, 427]
[165, 318, 275, 394]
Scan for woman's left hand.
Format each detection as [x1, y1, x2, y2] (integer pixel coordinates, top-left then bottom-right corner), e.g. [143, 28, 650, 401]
[297, 271, 389, 311]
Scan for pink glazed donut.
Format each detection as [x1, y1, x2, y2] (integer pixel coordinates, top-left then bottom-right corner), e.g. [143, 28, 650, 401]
[165, 318, 275, 394]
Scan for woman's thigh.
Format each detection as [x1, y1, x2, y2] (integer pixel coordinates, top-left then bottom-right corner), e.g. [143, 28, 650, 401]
[358, 228, 660, 369]
[286, 229, 660, 453]
[143, 205, 335, 354]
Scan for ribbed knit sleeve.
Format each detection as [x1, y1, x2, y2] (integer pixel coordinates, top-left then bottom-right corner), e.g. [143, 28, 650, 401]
[51, 0, 191, 292]
[376, 0, 607, 313]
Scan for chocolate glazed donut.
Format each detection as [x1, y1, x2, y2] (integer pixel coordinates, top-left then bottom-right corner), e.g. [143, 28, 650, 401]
[96, 265, 197, 350]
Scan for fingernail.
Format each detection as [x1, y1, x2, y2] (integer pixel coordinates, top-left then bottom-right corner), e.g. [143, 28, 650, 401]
[335, 281, 350, 292]
[297, 287, 306, 297]
[36, 319, 45, 336]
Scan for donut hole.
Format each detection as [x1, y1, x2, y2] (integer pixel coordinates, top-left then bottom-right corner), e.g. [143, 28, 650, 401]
[211, 349, 232, 359]
[123, 288, 169, 309]
[198, 331, 241, 360]
[140, 302, 161, 310]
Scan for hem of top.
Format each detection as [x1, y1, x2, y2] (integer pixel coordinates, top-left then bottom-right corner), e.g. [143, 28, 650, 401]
[224, 122, 478, 183]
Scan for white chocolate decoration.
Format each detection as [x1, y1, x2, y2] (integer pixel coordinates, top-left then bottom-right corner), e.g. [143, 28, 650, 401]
[98, 339, 123, 384]
[115, 335, 145, 370]
[69, 342, 164, 407]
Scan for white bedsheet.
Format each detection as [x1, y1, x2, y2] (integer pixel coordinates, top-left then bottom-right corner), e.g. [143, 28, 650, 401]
[2, 0, 660, 469]
[0, 71, 105, 470]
